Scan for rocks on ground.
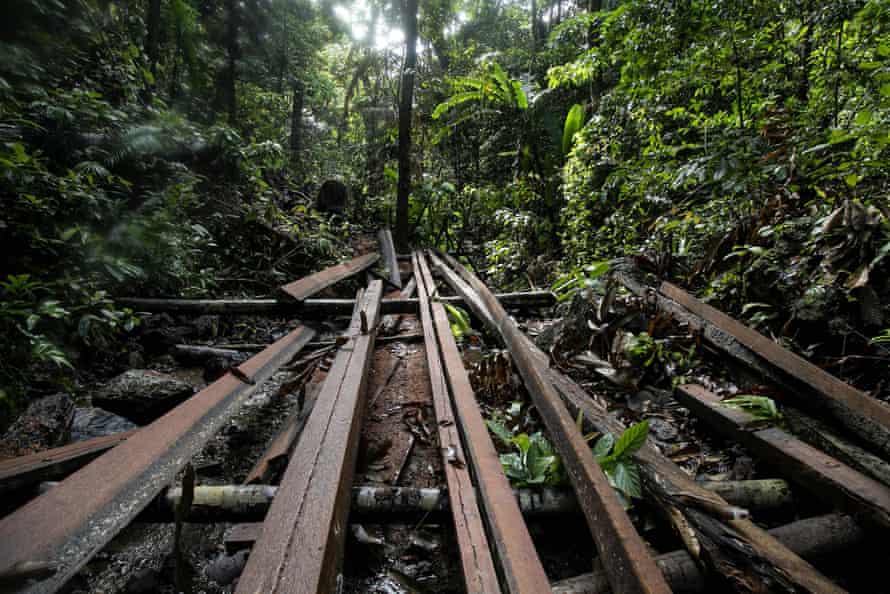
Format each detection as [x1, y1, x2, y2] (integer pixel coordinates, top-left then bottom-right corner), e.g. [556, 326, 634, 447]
[70, 407, 139, 442]
[93, 370, 195, 425]
[0, 392, 74, 458]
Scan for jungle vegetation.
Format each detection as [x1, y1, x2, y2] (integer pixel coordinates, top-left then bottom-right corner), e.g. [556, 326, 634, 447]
[1, 0, 889, 424]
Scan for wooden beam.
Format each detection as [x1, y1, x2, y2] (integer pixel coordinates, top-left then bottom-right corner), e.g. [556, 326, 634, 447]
[235, 283, 382, 594]
[279, 253, 379, 301]
[429, 251, 671, 594]
[0, 325, 315, 594]
[413, 252, 502, 594]
[660, 281, 890, 458]
[432, 254, 843, 594]
[0, 430, 138, 496]
[417, 250, 552, 594]
[381, 276, 417, 335]
[676, 383, 890, 530]
[378, 229, 402, 289]
[119, 290, 555, 316]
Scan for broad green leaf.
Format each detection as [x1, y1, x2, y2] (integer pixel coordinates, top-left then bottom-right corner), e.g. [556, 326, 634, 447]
[562, 103, 585, 156]
[611, 420, 649, 460]
[592, 433, 615, 460]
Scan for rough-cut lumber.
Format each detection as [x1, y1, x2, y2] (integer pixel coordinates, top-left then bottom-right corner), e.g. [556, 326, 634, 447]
[432, 254, 843, 594]
[552, 513, 864, 594]
[235, 283, 382, 594]
[0, 430, 138, 496]
[119, 290, 555, 315]
[378, 228, 402, 289]
[430, 251, 670, 594]
[412, 252, 501, 594]
[417, 251, 546, 594]
[279, 253, 379, 301]
[676, 384, 890, 530]
[243, 403, 311, 486]
[659, 280, 890, 458]
[784, 406, 890, 488]
[0, 324, 315, 594]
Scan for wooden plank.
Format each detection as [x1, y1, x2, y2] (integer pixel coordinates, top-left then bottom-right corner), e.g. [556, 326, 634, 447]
[433, 254, 843, 594]
[413, 252, 502, 594]
[660, 281, 890, 457]
[417, 251, 551, 593]
[279, 253, 379, 301]
[429, 251, 671, 594]
[0, 325, 315, 594]
[378, 228, 402, 288]
[0, 430, 138, 496]
[676, 384, 890, 530]
[119, 290, 555, 316]
[381, 276, 417, 334]
[235, 282, 383, 594]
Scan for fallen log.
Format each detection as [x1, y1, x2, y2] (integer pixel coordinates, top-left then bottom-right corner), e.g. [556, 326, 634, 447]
[431, 253, 843, 594]
[235, 283, 382, 594]
[416, 251, 543, 593]
[132, 480, 794, 523]
[676, 384, 890, 530]
[552, 513, 865, 594]
[378, 229, 402, 289]
[430, 251, 670, 594]
[119, 290, 555, 316]
[280, 253, 379, 301]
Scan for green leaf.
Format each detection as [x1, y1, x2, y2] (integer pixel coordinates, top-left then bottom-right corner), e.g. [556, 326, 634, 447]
[562, 103, 585, 156]
[611, 420, 649, 460]
[881, 83, 890, 98]
[609, 460, 642, 499]
[486, 419, 514, 447]
[592, 433, 615, 460]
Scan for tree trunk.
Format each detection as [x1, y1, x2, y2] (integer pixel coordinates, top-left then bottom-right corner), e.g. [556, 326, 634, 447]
[289, 81, 304, 167]
[396, 0, 419, 252]
[143, 0, 162, 103]
[222, 0, 239, 125]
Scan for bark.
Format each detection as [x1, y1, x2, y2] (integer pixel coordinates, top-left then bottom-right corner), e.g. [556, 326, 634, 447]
[143, 0, 162, 102]
[395, 0, 419, 252]
[289, 81, 304, 167]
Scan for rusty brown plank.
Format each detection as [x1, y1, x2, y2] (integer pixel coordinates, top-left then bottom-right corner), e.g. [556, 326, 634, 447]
[0, 430, 138, 496]
[660, 281, 890, 457]
[378, 228, 402, 289]
[279, 253, 379, 301]
[416, 251, 551, 594]
[0, 325, 315, 594]
[413, 252, 503, 594]
[429, 251, 671, 594]
[676, 384, 890, 530]
[235, 282, 383, 594]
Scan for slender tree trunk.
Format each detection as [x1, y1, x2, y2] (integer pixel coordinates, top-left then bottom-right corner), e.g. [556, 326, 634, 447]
[290, 81, 304, 168]
[530, 0, 538, 59]
[142, 0, 162, 103]
[223, 0, 239, 125]
[396, 0, 418, 252]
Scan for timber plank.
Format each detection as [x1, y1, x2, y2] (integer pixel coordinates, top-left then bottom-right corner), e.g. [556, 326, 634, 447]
[429, 251, 671, 594]
[416, 251, 551, 594]
[660, 281, 890, 457]
[0, 324, 315, 594]
[0, 430, 137, 496]
[676, 383, 890, 530]
[279, 253, 379, 301]
[235, 282, 383, 594]
[413, 252, 502, 594]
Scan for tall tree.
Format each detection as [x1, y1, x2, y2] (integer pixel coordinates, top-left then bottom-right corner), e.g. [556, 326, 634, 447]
[396, 0, 419, 251]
